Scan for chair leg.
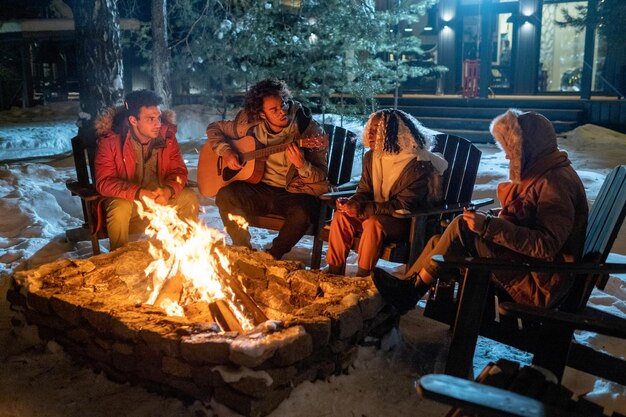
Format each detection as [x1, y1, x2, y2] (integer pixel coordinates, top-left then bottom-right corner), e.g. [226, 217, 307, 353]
[310, 204, 330, 270]
[531, 324, 573, 382]
[311, 237, 323, 269]
[405, 216, 426, 274]
[445, 268, 492, 378]
[84, 200, 101, 255]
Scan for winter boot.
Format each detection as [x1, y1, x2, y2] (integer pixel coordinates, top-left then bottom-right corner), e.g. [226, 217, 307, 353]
[372, 268, 430, 314]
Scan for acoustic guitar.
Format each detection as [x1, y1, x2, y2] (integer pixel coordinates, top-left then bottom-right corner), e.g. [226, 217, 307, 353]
[197, 135, 327, 197]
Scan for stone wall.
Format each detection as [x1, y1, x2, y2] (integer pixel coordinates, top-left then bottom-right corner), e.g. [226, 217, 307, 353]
[7, 241, 397, 417]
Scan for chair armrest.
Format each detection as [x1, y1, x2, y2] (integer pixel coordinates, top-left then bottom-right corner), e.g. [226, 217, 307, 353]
[431, 255, 626, 275]
[66, 180, 100, 201]
[498, 302, 626, 339]
[335, 180, 360, 191]
[391, 197, 494, 219]
[319, 189, 356, 201]
[416, 374, 547, 417]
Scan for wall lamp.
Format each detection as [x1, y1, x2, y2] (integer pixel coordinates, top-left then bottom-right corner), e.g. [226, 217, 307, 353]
[520, 14, 539, 26]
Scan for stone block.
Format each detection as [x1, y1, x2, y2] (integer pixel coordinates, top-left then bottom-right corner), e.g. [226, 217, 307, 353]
[214, 384, 292, 417]
[291, 316, 331, 349]
[6, 288, 26, 309]
[271, 331, 312, 367]
[139, 326, 180, 357]
[112, 351, 136, 373]
[110, 310, 145, 342]
[229, 326, 306, 368]
[24, 308, 66, 332]
[325, 300, 363, 340]
[66, 326, 92, 345]
[82, 307, 113, 334]
[162, 356, 193, 378]
[213, 365, 274, 398]
[85, 339, 110, 363]
[289, 270, 320, 299]
[180, 332, 233, 364]
[50, 293, 84, 326]
[358, 289, 385, 320]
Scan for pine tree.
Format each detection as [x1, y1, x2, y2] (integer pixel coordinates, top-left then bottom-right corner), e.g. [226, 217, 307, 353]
[557, 0, 626, 47]
[161, 0, 442, 120]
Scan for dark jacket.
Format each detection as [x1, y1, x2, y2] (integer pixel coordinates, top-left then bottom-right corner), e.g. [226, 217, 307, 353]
[94, 108, 188, 202]
[349, 150, 440, 217]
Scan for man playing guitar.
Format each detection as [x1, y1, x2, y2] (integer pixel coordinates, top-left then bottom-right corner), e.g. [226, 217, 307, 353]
[200, 78, 329, 259]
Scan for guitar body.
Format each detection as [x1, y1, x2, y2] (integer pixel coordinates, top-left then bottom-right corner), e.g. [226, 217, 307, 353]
[197, 134, 327, 198]
[197, 136, 266, 197]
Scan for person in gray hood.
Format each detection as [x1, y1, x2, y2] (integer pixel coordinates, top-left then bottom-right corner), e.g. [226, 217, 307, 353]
[373, 109, 588, 313]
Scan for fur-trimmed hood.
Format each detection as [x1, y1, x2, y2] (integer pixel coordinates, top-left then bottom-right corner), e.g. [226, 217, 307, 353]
[94, 106, 176, 137]
[490, 109, 558, 183]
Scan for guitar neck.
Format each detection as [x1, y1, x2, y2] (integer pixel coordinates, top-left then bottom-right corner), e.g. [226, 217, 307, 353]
[242, 140, 302, 162]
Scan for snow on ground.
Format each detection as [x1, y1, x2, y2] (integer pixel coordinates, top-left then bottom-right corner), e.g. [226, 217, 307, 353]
[0, 101, 625, 416]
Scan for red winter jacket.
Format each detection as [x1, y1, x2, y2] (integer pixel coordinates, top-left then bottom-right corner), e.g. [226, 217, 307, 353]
[94, 108, 188, 202]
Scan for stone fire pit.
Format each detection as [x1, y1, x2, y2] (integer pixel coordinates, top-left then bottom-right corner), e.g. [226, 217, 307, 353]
[7, 241, 397, 417]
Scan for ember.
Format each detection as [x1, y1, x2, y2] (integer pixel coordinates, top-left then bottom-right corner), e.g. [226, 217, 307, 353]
[7, 202, 398, 416]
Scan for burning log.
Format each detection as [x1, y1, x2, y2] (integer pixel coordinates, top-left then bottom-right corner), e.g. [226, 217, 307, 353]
[210, 300, 244, 333]
[218, 268, 268, 327]
[153, 272, 184, 307]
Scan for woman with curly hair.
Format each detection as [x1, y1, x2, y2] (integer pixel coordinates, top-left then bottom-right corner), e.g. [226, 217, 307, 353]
[325, 109, 448, 276]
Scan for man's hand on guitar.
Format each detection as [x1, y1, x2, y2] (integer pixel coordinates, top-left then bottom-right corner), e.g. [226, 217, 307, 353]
[222, 149, 243, 170]
[286, 142, 305, 169]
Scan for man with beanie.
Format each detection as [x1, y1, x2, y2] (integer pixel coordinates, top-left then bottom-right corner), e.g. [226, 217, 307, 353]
[373, 109, 588, 313]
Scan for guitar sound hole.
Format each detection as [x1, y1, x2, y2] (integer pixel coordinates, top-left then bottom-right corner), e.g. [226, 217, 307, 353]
[223, 167, 241, 181]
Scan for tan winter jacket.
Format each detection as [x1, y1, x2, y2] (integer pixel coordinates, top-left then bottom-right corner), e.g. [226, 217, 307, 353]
[204, 100, 329, 196]
[483, 109, 588, 307]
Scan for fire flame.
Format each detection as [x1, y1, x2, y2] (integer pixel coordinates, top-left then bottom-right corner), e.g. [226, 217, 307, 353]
[136, 198, 255, 331]
[228, 214, 249, 231]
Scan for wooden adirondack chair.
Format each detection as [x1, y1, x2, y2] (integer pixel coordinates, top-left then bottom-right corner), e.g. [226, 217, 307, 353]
[310, 133, 493, 270]
[426, 165, 626, 385]
[247, 123, 357, 267]
[417, 354, 626, 417]
[65, 135, 105, 254]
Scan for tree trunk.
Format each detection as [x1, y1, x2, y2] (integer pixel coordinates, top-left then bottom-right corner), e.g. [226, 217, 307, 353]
[152, 0, 172, 108]
[73, 0, 124, 151]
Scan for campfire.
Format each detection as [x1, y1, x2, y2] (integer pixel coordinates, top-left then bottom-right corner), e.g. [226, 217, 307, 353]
[7, 199, 398, 417]
[137, 198, 267, 333]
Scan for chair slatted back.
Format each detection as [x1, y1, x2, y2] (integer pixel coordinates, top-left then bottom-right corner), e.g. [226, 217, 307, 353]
[433, 133, 482, 209]
[562, 165, 626, 312]
[323, 123, 357, 187]
[71, 135, 97, 187]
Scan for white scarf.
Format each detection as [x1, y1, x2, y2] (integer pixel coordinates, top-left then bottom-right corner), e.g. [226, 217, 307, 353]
[372, 148, 448, 202]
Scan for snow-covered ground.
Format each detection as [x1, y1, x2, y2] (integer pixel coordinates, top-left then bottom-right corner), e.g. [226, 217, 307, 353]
[0, 101, 625, 416]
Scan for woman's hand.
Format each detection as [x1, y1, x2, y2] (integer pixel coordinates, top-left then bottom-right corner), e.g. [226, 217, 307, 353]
[336, 197, 360, 217]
